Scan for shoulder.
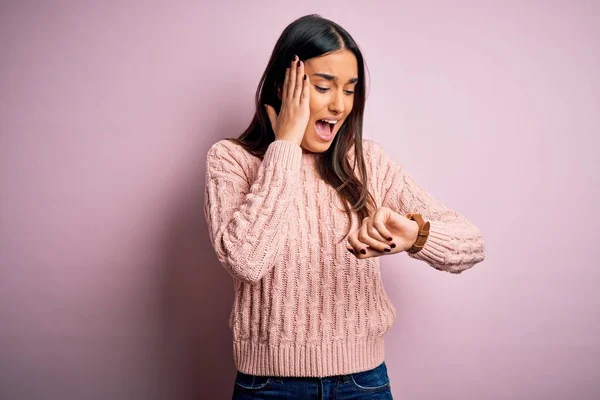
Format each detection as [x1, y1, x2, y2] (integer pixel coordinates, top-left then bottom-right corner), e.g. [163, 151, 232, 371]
[360, 138, 397, 167]
[207, 138, 257, 165]
[361, 138, 385, 155]
[206, 139, 255, 179]
[207, 138, 247, 159]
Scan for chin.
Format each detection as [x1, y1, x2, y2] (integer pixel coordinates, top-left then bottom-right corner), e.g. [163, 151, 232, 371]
[302, 135, 336, 153]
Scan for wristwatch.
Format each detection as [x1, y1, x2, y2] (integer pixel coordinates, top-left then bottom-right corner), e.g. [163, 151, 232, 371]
[405, 213, 431, 254]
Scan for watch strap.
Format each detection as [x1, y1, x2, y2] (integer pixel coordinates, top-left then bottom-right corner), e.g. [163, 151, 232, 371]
[405, 213, 431, 254]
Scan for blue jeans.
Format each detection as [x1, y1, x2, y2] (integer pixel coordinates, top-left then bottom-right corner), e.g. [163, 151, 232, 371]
[232, 361, 393, 399]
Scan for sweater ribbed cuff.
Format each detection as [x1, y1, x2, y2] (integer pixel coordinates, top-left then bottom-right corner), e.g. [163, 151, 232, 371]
[407, 220, 452, 265]
[263, 140, 302, 170]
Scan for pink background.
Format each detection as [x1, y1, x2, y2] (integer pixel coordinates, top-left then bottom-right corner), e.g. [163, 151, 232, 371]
[1, 1, 598, 399]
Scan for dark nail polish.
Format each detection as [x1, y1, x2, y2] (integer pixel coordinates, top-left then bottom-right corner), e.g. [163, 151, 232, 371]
[298, 60, 302, 67]
[390, 243, 396, 249]
[348, 248, 355, 254]
[360, 249, 367, 255]
[387, 237, 393, 241]
[384, 248, 391, 252]
[293, 54, 298, 61]
[304, 74, 307, 80]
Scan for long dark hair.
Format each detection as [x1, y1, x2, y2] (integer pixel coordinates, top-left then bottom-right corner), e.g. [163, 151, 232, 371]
[228, 14, 376, 241]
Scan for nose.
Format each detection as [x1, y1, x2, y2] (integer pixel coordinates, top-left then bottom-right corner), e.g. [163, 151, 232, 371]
[328, 90, 345, 115]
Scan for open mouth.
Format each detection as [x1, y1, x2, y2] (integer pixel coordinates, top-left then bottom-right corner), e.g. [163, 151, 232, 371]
[315, 119, 338, 140]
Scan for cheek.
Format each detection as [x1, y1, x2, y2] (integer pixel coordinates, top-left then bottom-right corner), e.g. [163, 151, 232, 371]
[345, 97, 354, 114]
[309, 92, 327, 115]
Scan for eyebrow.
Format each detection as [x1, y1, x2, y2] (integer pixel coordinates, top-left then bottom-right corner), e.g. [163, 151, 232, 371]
[311, 73, 359, 84]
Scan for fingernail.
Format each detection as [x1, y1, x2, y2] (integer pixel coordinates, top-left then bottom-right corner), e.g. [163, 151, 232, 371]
[390, 243, 396, 249]
[360, 249, 367, 255]
[384, 248, 391, 252]
[304, 74, 307, 80]
[347, 248, 355, 254]
[293, 55, 298, 61]
[387, 237, 393, 241]
[298, 60, 302, 67]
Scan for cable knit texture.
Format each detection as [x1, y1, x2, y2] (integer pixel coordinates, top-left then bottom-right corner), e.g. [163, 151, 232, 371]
[204, 138, 485, 378]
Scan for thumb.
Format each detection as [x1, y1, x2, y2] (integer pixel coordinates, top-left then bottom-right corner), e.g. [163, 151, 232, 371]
[263, 104, 278, 133]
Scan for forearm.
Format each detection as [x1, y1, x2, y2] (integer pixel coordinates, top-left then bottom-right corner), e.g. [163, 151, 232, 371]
[205, 140, 302, 283]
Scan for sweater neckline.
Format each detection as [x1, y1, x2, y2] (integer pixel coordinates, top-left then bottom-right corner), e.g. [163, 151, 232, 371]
[301, 150, 320, 165]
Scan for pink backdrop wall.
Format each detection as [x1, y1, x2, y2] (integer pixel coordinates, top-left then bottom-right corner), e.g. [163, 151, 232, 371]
[1, 1, 598, 399]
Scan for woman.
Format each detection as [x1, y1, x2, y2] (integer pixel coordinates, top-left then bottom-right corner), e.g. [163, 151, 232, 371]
[204, 14, 485, 399]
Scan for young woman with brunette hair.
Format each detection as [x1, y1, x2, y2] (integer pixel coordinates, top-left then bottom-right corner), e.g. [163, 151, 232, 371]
[204, 14, 485, 399]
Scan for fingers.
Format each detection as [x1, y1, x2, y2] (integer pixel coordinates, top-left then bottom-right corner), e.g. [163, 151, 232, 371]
[347, 220, 387, 255]
[281, 55, 307, 107]
[372, 208, 394, 242]
[347, 233, 383, 259]
[287, 55, 298, 102]
[358, 218, 391, 253]
[347, 209, 397, 259]
[292, 58, 305, 103]
[347, 232, 368, 256]
[300, 71, 310, 105]
[281, 67, 290, 103]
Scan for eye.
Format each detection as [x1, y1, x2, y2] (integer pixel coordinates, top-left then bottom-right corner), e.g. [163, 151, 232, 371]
[315, 86, 355, 95]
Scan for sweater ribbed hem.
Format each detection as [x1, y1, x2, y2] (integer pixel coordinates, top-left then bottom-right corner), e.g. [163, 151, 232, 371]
[233, 338, 386, 378]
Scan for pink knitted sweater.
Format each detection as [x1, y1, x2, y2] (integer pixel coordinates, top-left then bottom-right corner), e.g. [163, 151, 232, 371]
[203, 138, 485, 378]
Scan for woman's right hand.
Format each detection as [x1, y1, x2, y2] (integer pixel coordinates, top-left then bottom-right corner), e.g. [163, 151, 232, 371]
[264, 55, 311, 146]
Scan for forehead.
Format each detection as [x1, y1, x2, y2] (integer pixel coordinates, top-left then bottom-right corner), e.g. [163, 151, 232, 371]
[305, 50, 358, 78]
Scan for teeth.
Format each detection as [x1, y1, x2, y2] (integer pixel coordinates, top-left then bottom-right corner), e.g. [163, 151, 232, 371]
[321, 119, 338, 124]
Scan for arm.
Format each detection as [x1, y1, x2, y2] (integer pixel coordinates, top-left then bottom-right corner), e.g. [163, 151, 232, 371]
[371, 141, 486, 274]
[203, 139, 302, 283]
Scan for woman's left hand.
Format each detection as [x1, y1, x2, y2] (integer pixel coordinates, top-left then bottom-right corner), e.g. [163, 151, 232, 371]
[346, 207, 419, 259]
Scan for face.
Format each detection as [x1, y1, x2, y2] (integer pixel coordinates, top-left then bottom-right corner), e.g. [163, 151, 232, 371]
[281, 49, 358, 153]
